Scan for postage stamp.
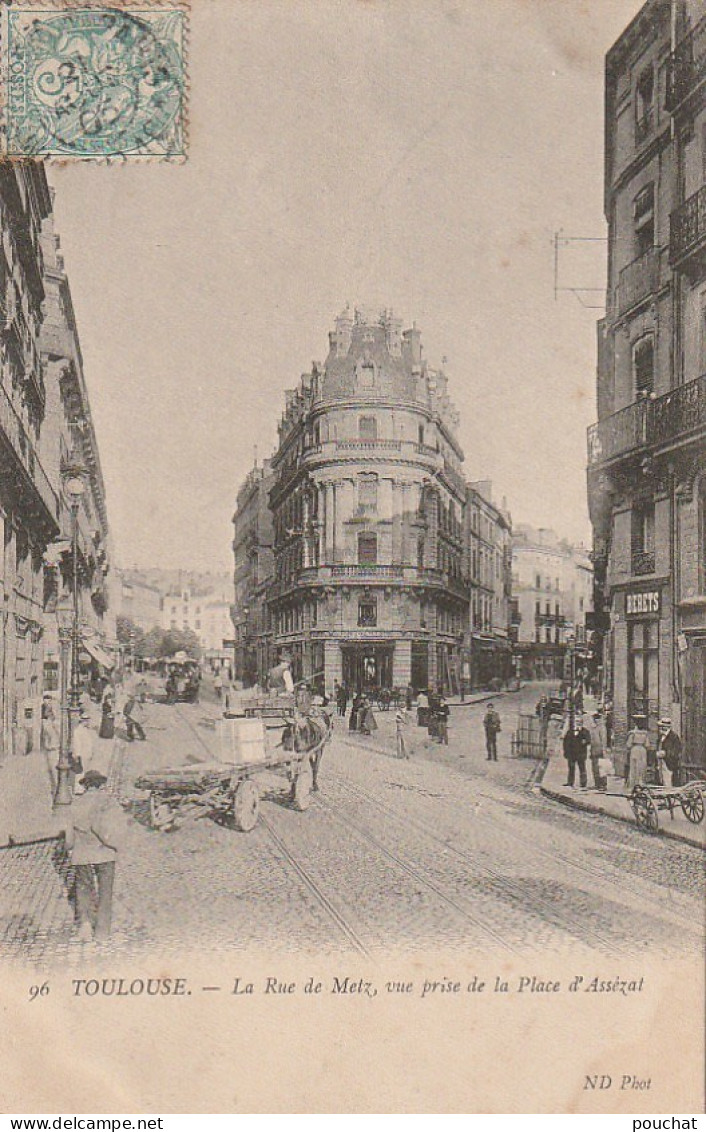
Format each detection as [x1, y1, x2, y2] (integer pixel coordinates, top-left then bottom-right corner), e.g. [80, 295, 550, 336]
[1, 5, 187, 159]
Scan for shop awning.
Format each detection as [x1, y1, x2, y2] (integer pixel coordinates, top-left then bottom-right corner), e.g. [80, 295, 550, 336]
[82, 637, 115, 671]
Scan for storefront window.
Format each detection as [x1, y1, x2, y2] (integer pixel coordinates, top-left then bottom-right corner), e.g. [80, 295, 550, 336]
[628, 619, 659, 729]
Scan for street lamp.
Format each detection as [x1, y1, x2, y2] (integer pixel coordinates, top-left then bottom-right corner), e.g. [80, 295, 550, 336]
[53, 594, 74, 807]
[566, 632, 576, 730]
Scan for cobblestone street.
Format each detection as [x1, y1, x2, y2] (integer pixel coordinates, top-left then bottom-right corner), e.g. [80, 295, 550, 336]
[2, 684, 703, 966]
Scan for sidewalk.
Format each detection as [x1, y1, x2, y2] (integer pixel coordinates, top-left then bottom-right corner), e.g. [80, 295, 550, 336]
[539, 748, 706, 850]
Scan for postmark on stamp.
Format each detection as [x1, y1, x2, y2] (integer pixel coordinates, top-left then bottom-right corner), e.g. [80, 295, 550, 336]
[2, 5, 187, 159]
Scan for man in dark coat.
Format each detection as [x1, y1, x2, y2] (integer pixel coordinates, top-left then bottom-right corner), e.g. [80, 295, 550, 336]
[483, 703, 501, 761]
[563, 718, 591, 788]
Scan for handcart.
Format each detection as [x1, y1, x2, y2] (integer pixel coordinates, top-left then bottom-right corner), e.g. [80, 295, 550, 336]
[629, 779, 706, 833]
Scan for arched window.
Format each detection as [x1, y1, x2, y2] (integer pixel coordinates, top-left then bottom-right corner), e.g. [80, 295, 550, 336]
[633, 336, 654, 397]
[358, 532, 378, 565]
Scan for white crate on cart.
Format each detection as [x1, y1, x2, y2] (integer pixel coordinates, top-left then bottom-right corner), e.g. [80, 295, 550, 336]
[218, 716, 267, 765]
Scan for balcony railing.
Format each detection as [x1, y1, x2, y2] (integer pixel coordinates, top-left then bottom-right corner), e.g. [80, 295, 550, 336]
[650, 373, 706, 447]
[587, 399, 647, 465]
[0, 378, 58, 527]
[336, 439, 402, 452]
[587, 375, 705, 466]
[330, 564, 404, 579]
[667, 14, 706, 112]
[615, 248, 659, 316]
[670, 185, 706, 266]
[631, 549, 656, 576]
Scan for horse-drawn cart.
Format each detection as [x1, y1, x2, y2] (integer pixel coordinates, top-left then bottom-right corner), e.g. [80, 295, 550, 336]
[629, 780, 706, 833]
[134, 708, 331, 832]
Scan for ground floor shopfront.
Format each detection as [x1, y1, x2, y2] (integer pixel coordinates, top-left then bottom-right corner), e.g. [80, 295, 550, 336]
[269, 633, 467, 696]
[605, 580, 706, 771]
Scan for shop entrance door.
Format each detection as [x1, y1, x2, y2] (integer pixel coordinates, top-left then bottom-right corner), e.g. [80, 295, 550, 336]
[342, 645, 394, 692]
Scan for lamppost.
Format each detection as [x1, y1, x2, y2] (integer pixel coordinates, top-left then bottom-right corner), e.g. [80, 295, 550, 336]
[53, 593, 75, 808]
[64, 469, 86, 724]
[567, 632, 576, 730]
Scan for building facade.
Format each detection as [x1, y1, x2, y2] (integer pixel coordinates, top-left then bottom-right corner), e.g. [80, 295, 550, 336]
[588, 0, 706, 762]
[511, 525, 593, 680]
[465, 481, 513, 688]
[114, 570, 163, 632]
[161, 581, 233, 654]
[39, 213, 113, 693]
[0, 163, 111, 755]
[232, 460, 275, 686]
[259, 307, 470, 695]
[0, 164, 55, 755]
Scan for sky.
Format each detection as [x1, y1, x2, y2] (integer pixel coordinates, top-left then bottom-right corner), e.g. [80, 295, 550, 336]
[49, 0, 646, 572]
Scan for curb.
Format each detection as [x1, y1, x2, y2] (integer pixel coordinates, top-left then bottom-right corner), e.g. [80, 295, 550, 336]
[539, 783, 705, 850]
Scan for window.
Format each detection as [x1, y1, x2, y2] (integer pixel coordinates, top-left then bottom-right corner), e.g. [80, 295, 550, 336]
[535, 573, 541, 590]
[632, 502, 656, 574]
[417, 537, 425, 569]
[359, 415, 377, 440]
[418, 423, 425, 446]
[358, 533, 378, 565]
[634, 185, 654, 258]
[635, 68, 654, 142]
[358, 599, 377, 627]
[628, 620, 659, 729]
[633, 336, 654, 397]
[358, 473, 378, 514]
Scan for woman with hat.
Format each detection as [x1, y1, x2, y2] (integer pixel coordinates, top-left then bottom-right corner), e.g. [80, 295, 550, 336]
[64, 770, 124, 943]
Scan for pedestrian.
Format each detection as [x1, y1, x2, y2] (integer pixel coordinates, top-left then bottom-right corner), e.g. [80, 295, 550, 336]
[41, 698, 59, 760]
[625, 717, 649, 790]
[123, 692, 146, 742]
[214, 671, 223, 701]
[72, 711, 95, 787]
[349, 692, 362, 732]
[483, 702, 501, 761]
[405, 683, 414, 711]
[64, 770, 123, 943]
[588, 711, 608, 791]
[657, 717, 683, 787]
[395, 706, 409, 759]
[563, 717, 591, 788]
[99, 685, 115, 741]
[359, 696, 377, 736]
[435, 695, 450, 745]
[416, 689, 429, 728]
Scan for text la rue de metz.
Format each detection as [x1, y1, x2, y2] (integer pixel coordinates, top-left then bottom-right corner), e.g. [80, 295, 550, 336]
[66, 973, 645, 999]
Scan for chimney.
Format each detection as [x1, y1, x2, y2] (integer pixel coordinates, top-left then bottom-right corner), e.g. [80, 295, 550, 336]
[402, 322, 422, 365]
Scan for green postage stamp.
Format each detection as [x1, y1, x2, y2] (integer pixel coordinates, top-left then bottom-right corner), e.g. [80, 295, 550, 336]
[1, 4, 187, 159]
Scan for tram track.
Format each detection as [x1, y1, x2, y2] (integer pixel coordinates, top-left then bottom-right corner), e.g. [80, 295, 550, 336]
[170, 704, 372, 955]
[324, 765, 625, 954]
[171, 703, 523, 953]
[335, 733, 703, 939]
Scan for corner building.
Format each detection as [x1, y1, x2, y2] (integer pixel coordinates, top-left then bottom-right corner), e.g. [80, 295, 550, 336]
[588, 0, 706, 764]
[268, 308, 469, 694]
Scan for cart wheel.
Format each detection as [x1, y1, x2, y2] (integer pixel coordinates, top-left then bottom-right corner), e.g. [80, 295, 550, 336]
[632, 791, 658, 832]
[293, 764, 314, 811]
[149, 794, 174, 830]
[232, 779, 259, 832]
[680, 790, 705, 824]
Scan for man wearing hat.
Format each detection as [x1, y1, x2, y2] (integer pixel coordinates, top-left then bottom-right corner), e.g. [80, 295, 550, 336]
[64, 771, 124, 942]
[657, 717, 682, 788]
